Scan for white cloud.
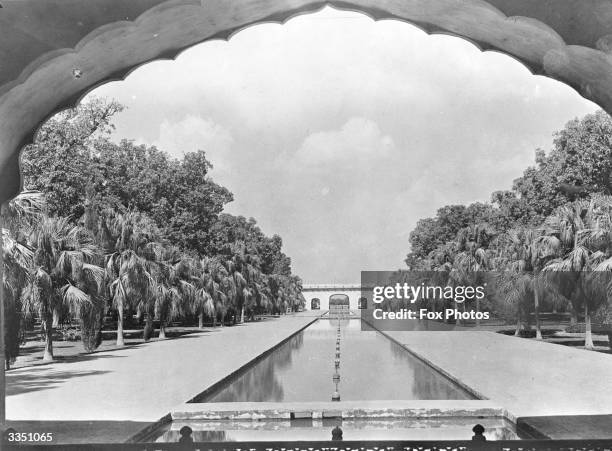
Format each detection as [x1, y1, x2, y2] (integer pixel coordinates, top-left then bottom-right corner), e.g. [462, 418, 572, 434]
[91, 7, 599, 283]
[294, 117, 395, 166]
[151, 115, 234, 173]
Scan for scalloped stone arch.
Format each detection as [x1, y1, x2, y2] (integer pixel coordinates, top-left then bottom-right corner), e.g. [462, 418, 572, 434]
[2, 0, 612, 203]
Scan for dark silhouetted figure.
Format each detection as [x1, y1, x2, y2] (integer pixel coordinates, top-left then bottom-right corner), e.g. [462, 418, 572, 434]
[178, 425, 195, 450]
[331, 425, 343, 441]
[472, 424, 486, 441]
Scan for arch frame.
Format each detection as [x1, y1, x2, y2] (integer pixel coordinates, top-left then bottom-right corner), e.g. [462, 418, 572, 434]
[2, 0, 612, 202]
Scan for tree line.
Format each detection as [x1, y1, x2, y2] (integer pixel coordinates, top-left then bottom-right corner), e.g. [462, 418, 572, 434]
[405, 110, 612, 349]
[2, 98, 305, 368]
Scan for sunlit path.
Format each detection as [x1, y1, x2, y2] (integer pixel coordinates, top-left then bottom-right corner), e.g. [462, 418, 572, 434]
[383, 330, 612, 418]
[6, 313, 318, 427]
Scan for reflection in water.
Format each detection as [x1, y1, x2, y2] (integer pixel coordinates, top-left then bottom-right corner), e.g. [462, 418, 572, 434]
[203, 319, 474, 402]
[158, 429, 229, 442]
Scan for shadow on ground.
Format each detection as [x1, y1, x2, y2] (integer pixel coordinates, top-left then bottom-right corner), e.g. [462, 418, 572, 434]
[6, 366, 113, 396]
[12, 328, 222, 371]
[6, 330, 226, 395]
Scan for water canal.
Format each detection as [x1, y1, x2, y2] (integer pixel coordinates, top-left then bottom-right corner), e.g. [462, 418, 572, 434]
[147, 316, 519, 441]
[200, 318, 474, 402]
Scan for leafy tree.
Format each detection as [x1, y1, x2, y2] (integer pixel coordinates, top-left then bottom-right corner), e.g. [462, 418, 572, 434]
[490, 190, 535, 229]
[407, 218, 443, 260]
[23, 98, 233, 257]
[96, 141, 232, 254]
[21, 98, 124, 218]
[407, 203, 502, 264]
[165, 151, 233, 253]
[206, 215, 292, 276]
[512, 110, 612, 219]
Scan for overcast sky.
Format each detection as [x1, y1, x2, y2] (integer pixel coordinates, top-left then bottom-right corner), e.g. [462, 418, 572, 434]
[90, 7, 598, 284]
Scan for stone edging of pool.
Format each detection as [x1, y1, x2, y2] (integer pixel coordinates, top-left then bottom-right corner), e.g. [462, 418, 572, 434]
[186, 315, 322, 404]
[360, 318, 491, 406]
[169, 400, 507, 421]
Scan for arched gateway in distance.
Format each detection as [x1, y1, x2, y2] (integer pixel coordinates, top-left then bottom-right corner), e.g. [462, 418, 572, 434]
[302, 284, 364, 310]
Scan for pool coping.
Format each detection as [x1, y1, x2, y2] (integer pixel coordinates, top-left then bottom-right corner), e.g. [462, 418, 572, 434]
[187, 316, 321, 403]
[361, 318, 490, 402]
[169, 399, 507, 421]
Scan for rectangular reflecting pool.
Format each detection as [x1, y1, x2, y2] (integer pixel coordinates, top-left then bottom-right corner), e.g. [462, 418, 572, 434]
[196, 318, 476, 402]
[144, 317, 521, 443]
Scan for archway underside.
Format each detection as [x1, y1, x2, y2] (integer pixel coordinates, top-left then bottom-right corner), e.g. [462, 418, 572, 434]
[2, 0, 612, 202]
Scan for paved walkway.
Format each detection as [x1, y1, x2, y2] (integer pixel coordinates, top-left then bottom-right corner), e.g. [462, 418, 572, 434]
[8, 314, 612, 441]
[6, 313, 318, 423]
[384, 330, 612, 419]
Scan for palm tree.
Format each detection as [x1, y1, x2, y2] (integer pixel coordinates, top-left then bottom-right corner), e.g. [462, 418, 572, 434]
[193, 282, 215, 329]
[543, 201, 589, 324]
[428, 242, 457, 272]
[249, 279, 272, 319]
[152, 248, 194, 339]
[546, 195, 612, 349]
[452, 223, 495, 327]
[2, 192, 44, 291]
[2, 229, 33, 368]
[192, 258, 217, 328]
[103, 211, 157, 346]
[2, 191, 45, 230]
[496, 271, 534, 336]
[501, 227, 561, 339]
[2, 191, 44, 368]
[263, 273, 304, 315]
[22, 216, 104, 361]
[226, 242, 261, 323]
[285, 275, 305, 312]
[199, 256, 231, 326]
